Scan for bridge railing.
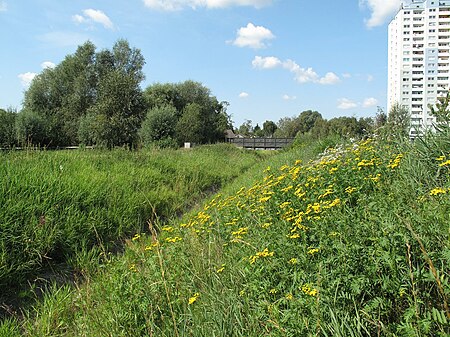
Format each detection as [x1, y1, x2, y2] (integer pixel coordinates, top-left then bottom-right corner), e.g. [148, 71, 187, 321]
[226, 137, 295, 150]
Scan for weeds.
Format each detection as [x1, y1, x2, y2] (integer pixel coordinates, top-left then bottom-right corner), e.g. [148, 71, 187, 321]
[2, 133, 450, 336]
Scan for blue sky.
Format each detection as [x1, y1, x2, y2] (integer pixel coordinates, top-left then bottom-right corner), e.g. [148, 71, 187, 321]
[0, 0, 402, 127]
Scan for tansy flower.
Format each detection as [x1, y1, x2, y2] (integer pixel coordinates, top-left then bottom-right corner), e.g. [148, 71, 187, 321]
[188, 293, 200, 305]
[430, 187, 447, 196]
[288, 258, 298, 265]
[301, 284, 318, 297]
[439, 159, 450, 167]
[307, 248, 320, 255]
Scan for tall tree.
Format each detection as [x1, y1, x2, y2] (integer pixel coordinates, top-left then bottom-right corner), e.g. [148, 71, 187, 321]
[297, 110, 322, 134]
[262, 120, 277, 137]
[387, 102, 410, 139]
[23, 39, 146, 148]
[142, 81, 231, 145]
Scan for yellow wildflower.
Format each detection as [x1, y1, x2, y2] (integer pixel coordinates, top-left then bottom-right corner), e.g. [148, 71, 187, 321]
[345, 186, 357, 194]
[132, 233, 141, 241]
[188, 292, 200, 305]
[430, 187, 447, 196]
[307, 248, 319, 255]
[301, 284, 318, 297]
[269, 288, 278, 294]
[161, 226, 174, 232]
[259, 195, 272, 203]
[387, 154, 403, 169]
[288, 258, 298, 265]
[216, 264, 225, 273]
[165, 236, 182, 243]
[231, 227, 248, 238]
[439, 159, 450, 167]
[281, 185, 294, 193]
[249, 248, 274, 264]
[261, 222, 272, 229]
[285, 293, 293, 300]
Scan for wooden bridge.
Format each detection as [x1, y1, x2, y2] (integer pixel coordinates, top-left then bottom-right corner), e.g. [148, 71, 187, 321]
[227, 137, 295, 150]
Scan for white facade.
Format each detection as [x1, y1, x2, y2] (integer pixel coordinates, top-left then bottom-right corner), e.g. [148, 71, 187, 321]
[388, 0, 450, 137]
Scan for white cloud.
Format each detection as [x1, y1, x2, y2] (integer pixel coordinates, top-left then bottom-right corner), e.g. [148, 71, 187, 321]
[337, 98, 358, 110]
[231, 23, 275, 49]
[342, 73, 352, 78]
[362, 97, 378, 108]
[319, 72, 340, 85]
[253, 56, 340, 85]
[143, 0, 272, 10]
[41, 61, 56, 69]
[72, 14, 85, 24]
[73, 9, 114, 29]
[0, 1, 7, 12]
[252, 56, 281, 69]
[282, 94, 297, 100]
[239, 92, 249, 98]
[360, 0, 401, 28]
[18, 72, 37, 87]
[367, 74, 374, 82]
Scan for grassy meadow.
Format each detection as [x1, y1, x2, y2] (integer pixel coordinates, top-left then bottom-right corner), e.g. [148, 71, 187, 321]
[1, 134, 450, 336]
[0, 144, 269, 307]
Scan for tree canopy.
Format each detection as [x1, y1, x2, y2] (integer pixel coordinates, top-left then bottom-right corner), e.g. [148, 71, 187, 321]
[22, 39, 146, 148]
[141, 81, 232, 146]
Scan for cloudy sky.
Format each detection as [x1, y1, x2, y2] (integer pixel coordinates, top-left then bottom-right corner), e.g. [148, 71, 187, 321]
[0, 0, 402, 127]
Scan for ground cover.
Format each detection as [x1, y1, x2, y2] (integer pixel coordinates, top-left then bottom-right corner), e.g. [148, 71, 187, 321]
[0, 144, 267, 315]
[2, 134, 450, 336]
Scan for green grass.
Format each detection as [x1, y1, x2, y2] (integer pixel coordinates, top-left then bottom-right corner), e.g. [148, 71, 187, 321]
[0, 144, 268, 304]
[2, 134, 450, 336]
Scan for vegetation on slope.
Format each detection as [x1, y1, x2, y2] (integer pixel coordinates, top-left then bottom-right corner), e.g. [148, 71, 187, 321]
[1, 131, 448, 336]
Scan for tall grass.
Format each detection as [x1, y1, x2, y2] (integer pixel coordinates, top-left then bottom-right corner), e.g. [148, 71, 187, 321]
[0, 144, 267, 308]
[3, 133, 450, 336]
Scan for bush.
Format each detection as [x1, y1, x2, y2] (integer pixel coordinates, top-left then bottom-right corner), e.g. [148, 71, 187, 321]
[0, 108, 17, 148]
[139, 105, 178, 146]
[15, 110, 47, 146]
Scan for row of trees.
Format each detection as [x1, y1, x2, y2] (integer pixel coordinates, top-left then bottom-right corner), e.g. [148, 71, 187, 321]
[237, 110, 375, 140]
[235, 104, 411, 141]
[0, 40, 231, 149]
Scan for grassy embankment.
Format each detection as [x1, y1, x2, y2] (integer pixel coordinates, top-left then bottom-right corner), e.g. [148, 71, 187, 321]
[0, 144, 270, 311]
[2, 133, 450, 336]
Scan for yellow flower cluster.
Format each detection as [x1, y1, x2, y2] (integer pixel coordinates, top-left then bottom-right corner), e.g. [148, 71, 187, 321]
[301, 284, 318, 297]
[249, 248, 274, 264]
[430, 187, 448, 196]
[387, 154, 404, 169]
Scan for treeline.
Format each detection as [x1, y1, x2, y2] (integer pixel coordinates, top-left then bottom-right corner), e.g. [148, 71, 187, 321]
[0, 40, 231, 149]
[236, 110, 390, 140]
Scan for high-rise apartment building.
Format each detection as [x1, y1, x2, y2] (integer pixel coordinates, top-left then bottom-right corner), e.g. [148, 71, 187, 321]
[388, 0, 450, 137]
